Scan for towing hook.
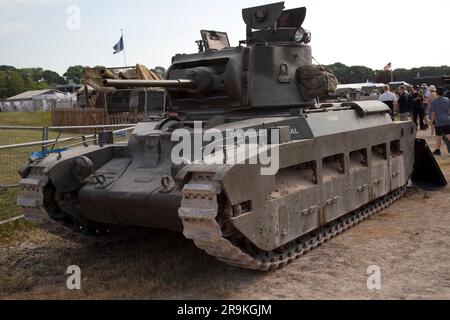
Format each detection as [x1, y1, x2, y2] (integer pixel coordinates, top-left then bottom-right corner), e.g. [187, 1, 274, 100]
[161, 175, 177, 193]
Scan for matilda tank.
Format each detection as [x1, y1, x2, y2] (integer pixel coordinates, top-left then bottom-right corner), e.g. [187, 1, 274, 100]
[17, 2, 446, 271]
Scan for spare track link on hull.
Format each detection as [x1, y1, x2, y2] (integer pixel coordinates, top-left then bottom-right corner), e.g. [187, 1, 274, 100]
[179, 175, 407, 271]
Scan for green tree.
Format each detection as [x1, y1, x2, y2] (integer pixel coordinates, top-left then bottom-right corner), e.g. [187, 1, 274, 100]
[327, 63, 376, 84]
[0, 65, 16, 72]
[19, 68, 44, 82]
[0, 71, 7, 99]
[327, 63, 351, 84]
[4, 70, 26, 98]
[375, 70, 392, 84]
[23, 75, 37, 91]
[151, 66, 166, 78]
[64, 65, 84, 83]
[348, 66, 375, 83]
[42, 70, 65, 85]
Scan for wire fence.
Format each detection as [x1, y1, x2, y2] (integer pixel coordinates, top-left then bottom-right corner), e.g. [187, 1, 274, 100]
[0, 188, 21, 223]
[0, 127, 47, 186]
[0, 125, 135, 186]
[0, 124, 135, 225]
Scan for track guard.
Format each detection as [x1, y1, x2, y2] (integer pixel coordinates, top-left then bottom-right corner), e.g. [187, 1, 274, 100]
[411, 139, 447, 190]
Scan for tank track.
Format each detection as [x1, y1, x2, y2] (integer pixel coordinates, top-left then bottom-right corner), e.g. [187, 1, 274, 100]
[179, 174, 407, 271]
[17, 171, 113, 243]
[18, 171, 407, 270]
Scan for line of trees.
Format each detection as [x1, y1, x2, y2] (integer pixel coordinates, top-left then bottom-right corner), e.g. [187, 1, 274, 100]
[1, 63, 449, 100]
[0, 66, 54, 100]
[0, 65, 85, 100]
[0, 65, 167, 100]
[326, 63, 450, 84]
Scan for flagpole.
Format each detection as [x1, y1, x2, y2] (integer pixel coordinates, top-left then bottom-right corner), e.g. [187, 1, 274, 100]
[391, 62, 394, 83]
[121, 29, 127, 67]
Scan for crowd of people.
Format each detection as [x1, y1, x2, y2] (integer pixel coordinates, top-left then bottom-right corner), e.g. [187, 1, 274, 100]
[379, 84, 450, 156]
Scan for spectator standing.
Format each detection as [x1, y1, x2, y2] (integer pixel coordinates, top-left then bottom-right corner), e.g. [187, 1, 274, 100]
[422, 84, 431, 107]
[379, 85, 397, 117]
[407, 86, 415, 109]
[421, 84, 431, 130]
[431, 87, 450, 156]
[397, 86, 410, 121]
[427, 85, 438, 136]
[412, 89, 426, 130]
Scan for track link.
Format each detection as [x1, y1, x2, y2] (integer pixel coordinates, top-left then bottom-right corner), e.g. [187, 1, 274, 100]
[17, 170, 112, 242]
[179, 174, 407, 271]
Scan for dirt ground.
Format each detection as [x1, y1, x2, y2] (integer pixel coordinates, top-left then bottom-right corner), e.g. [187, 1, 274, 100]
[0, 133, 449, 300]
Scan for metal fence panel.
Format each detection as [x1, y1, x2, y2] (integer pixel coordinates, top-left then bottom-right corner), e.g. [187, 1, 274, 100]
[0, 127, 46, 146]
[0, 188, 20, 223]
[0, 125, 135, 225]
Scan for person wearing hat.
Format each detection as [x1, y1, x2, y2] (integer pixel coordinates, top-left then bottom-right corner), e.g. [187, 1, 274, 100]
[421, 83, 430, 112]
[431, 87, 450, 156]
[427, 85, 438, 136]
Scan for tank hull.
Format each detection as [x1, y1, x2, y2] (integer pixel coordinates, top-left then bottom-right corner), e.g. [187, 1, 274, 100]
[18, 102, 446, 271]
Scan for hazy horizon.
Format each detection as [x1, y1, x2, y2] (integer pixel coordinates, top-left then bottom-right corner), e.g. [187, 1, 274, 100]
[1, 0, 449, 75]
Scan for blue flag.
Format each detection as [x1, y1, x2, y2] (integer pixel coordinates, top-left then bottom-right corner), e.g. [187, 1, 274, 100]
[113, 36, 124, 54]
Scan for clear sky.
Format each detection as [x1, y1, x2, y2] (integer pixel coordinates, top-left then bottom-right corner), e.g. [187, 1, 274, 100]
[1, 0, 449, 75]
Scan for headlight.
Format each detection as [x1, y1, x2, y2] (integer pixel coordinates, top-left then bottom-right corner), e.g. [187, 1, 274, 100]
[295, 28, 311, 44]
[295, 28, 305, 42]
[72, 156, 95, 180]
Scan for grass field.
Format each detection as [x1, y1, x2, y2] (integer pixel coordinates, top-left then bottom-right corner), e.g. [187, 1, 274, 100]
[0, 112, 53, 146]
[0, 112, 52, 127]
[0, 112, 53, 238]
[0, 188, 31, 242]
[0, 112, 132, 239]
[0, 112, 89, 184]
[0, 112, 52, 185]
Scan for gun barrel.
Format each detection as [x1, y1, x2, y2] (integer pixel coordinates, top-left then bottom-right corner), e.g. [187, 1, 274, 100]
[103, 79, 197, 89]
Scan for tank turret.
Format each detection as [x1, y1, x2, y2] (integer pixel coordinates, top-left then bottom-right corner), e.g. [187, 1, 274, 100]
[104, 2, 332, 120]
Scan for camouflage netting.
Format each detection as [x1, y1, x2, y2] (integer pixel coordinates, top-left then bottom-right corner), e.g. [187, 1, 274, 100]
[84, 64, 161, 92]
[297, 65, 338, 100]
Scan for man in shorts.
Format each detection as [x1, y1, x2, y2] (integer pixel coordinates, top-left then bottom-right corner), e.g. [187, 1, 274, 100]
[431, 87, 450, 156]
